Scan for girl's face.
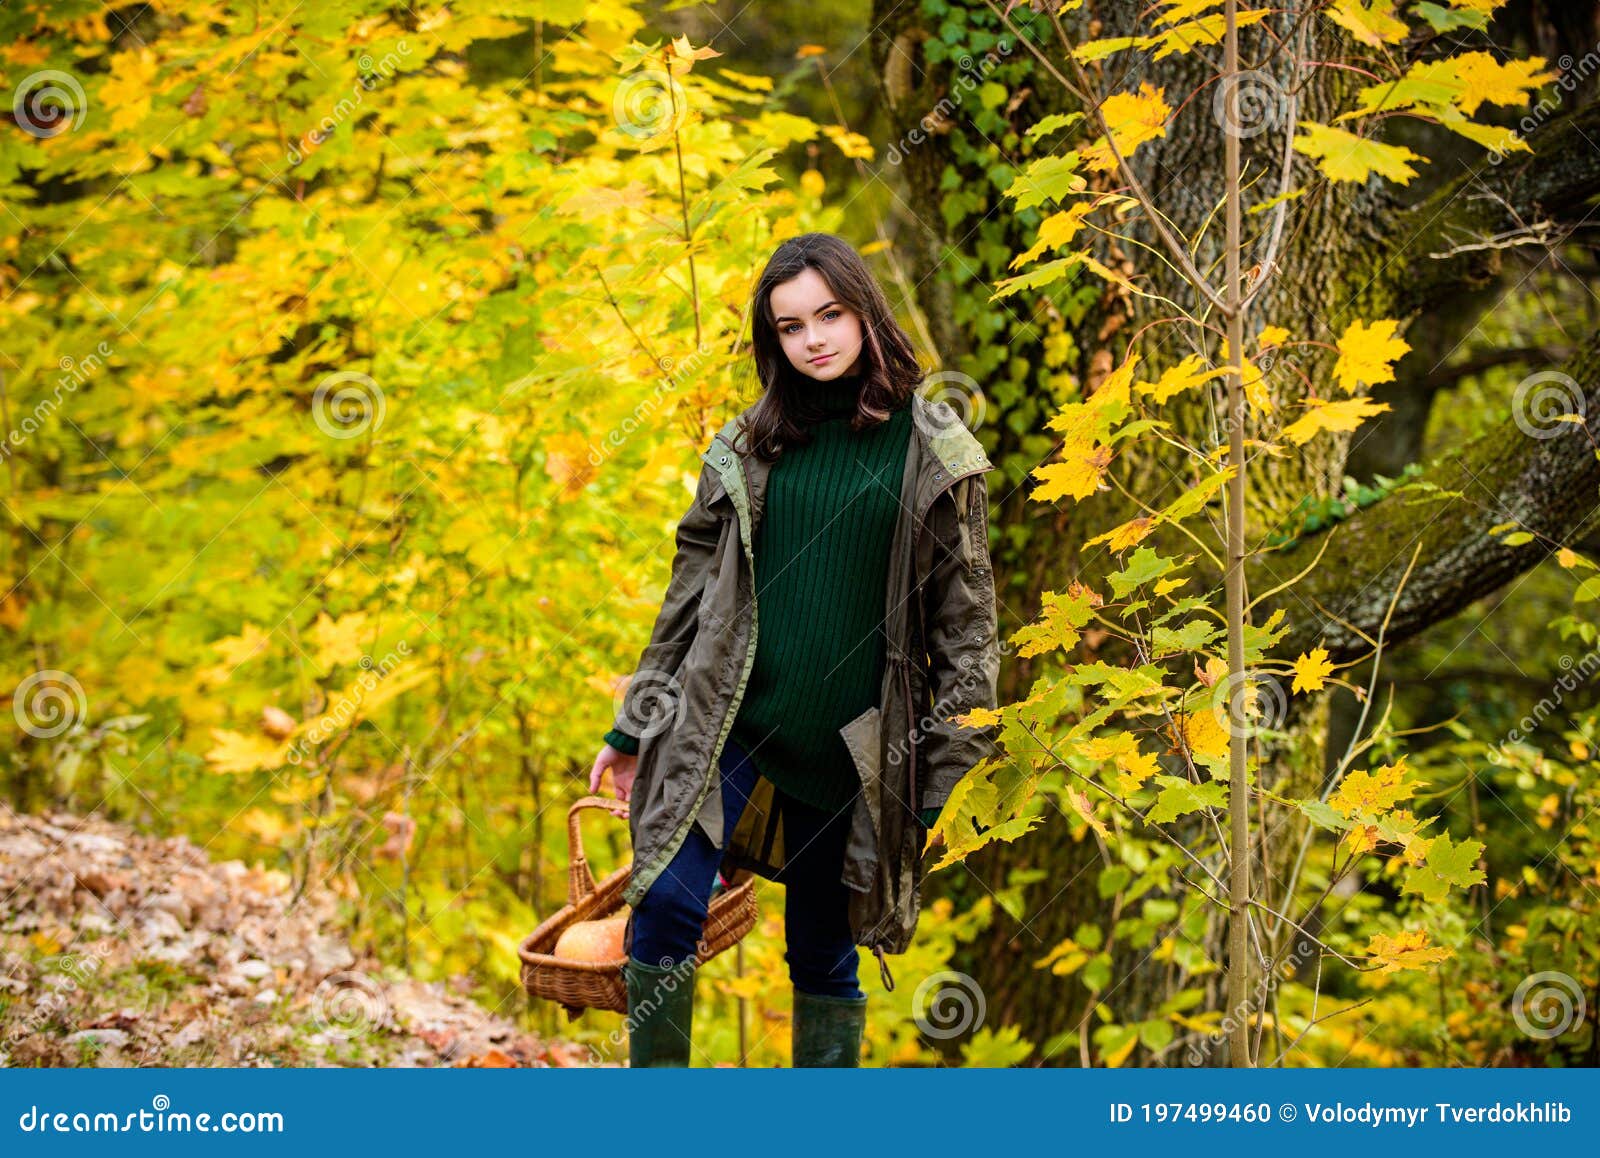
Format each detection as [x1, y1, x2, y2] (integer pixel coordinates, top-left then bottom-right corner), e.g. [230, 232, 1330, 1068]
[769, 267, 865, 383]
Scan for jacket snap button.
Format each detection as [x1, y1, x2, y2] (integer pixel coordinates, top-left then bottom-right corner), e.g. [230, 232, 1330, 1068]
[933, 471, 943, 480]
[718, 454, 729, 466]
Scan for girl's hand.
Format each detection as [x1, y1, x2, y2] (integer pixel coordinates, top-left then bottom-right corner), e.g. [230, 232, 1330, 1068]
[590, 744, 637, 802]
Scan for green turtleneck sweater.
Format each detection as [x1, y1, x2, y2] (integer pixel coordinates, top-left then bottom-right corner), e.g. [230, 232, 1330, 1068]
[604, 372, 943, 830]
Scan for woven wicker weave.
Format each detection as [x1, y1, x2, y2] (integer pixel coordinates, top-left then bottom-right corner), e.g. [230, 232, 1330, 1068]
[517, 795, 758, 1019]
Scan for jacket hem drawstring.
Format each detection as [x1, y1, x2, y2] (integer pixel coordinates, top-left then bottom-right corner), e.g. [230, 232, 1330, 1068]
[873, 944, 896, 991]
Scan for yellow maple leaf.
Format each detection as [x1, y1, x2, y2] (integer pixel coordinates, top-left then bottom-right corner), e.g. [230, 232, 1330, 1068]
[1174, 708, 1230, 762]
[1365, 929, 1453, 974]
[1452, 52, 1557, 116]
[1136, 354, 1223, 404]
[821, 123, 874, 161]
[956, 705, 1004, 729]
[1086, 517, 1156, 552]
[206, 728, 292, 775]
[1012, 203, 1097, 268]
[1330, 757, 1414, 818]
[1293, 121, 1425, 184]
[211, 623, 273, 669]
[1043, 354, 1138, 442]
[1115, 747, 1162, 794]
[1343, 824, 1382, 856]
[1257, 324, 1290, 348]
[1143, 9, 1271, 58]
[545, 431, 599, 497]
[1081, 83, 1170, 172]
[307, 610, 372, 670]
[1281, 396, 1391, 445]
[1032, 443, 1114, 503]
[1334, 318, 1410, 392]
[1291, 646, 1334, 694]
[1326, 0, 1408, 47]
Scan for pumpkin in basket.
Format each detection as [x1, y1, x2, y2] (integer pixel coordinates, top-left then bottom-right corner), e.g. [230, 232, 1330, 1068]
[552, 912, 629, 962]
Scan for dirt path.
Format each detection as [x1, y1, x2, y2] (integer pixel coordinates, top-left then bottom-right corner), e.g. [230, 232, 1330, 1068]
[0, 808, 599, 1068]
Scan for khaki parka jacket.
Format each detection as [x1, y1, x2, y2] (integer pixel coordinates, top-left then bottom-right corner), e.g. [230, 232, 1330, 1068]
[613, 394, 1001, 990]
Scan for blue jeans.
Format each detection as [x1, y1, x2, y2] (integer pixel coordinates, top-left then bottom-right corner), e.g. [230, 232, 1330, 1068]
[628, 738, 864, 1000]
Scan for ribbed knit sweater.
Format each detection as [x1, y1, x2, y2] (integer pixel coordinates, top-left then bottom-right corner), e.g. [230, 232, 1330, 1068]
[604, 372, 943, 829]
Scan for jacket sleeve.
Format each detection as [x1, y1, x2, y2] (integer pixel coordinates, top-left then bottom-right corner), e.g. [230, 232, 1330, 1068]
[605, 458, 727, 747]
[917, 469, 1001, 814]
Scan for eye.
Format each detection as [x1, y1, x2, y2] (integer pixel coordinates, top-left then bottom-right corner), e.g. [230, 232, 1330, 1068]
[823, 309, 841, 321]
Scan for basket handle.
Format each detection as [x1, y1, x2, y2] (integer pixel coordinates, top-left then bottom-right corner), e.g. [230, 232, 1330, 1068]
[566, 795, 630, 904]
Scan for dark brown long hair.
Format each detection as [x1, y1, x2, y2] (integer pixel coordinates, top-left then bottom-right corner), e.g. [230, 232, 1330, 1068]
[735, 233, 923, 462]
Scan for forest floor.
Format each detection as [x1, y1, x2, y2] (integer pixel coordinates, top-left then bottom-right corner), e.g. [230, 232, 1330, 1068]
[0, 808, 600, 1068]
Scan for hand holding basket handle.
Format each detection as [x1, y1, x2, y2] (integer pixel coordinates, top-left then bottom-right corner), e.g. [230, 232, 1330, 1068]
[590, 743, 636, 802]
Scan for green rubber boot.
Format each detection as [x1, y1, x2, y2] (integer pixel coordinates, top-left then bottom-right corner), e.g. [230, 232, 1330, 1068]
[623, 955, 698, 1068]
[791, 989, 868, 1067]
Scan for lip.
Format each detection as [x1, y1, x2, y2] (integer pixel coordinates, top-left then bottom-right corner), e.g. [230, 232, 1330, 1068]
[809, 354, 835, 364]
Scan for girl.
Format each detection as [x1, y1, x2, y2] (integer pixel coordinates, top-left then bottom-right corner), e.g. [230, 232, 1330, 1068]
[590, 232, 1000, 1068]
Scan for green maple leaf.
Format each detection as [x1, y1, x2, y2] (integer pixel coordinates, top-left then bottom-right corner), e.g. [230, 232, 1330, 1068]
[1402, 832, 1486, 902]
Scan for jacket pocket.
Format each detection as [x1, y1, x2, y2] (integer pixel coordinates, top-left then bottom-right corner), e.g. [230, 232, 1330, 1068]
[839, 705, 882, 893]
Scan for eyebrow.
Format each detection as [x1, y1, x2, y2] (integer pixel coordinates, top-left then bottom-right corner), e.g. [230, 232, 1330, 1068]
[772, 300, 842, 324]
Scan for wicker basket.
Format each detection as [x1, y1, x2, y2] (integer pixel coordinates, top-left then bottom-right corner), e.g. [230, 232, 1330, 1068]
[517, 795, 758, 1020]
